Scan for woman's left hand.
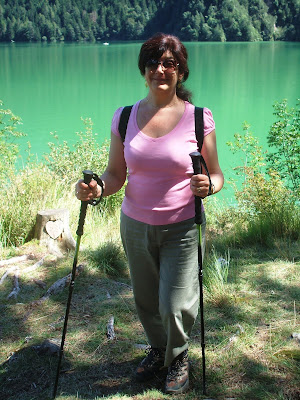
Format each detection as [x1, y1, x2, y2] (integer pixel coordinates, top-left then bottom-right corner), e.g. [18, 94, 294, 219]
[190, 174, 210, 198]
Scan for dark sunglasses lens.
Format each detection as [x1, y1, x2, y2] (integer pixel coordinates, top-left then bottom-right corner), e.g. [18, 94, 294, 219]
[163, 60, 176, 69]
[146, 59, 158, 69]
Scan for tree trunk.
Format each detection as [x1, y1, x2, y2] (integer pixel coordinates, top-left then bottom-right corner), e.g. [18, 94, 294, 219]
[34, 209, 76, 255]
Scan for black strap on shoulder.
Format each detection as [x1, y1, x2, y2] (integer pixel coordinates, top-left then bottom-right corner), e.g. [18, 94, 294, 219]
[195, 106, 204, 152]
[118, 105, 133, 142]
[118, 104, 204, 151]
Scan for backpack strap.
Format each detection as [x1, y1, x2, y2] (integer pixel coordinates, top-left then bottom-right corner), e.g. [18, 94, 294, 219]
[118, 105, 133, 142]
[194, 106, 204, 152]
[194, 106, 213, 196]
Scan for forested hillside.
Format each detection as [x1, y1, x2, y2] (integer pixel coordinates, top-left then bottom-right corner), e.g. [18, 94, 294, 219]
[0, 0, 299, 42]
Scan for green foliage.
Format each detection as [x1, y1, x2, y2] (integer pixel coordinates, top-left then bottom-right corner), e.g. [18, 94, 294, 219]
[0, 0, 298, 42]
[0, 100, 25, 185]
[44, 117, 124, 215]
[45, 117, 105, 185]
[226, 99, 300, 245]
[267, 99, 300, 197]
[0, 109, 124, 248]
[227, 121, 266, 172]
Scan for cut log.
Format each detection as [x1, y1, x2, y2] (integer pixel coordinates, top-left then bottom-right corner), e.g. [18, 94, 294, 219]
[34, 209, 76, 255]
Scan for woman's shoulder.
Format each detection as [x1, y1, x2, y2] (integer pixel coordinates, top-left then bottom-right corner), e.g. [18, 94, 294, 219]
[111, 100, 141, 136]
[203, 107, 215, 136]
[185, 101, 212, 114]
[185, 102, 215, 136]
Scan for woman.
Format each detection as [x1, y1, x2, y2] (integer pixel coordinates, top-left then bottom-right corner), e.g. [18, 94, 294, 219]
[76, 33, 224, 394]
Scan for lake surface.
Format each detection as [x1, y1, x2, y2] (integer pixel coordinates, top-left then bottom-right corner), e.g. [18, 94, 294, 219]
[1, 41, 299, 203]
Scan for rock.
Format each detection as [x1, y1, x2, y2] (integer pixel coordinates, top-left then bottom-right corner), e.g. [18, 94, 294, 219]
[291, 332, 300, 343]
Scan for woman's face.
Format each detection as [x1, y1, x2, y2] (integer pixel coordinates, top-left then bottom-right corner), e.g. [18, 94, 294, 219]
[144, 50, 183, 95]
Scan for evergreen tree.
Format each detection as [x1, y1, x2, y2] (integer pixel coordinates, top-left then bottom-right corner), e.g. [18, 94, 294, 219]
[0, 0, 298, 42]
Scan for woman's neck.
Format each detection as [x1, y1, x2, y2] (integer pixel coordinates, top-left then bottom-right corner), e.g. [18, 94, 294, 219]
[144, 92, 182, 109]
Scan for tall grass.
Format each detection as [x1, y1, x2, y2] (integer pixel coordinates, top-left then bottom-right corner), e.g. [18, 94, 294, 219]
[204, 247, 231, 306]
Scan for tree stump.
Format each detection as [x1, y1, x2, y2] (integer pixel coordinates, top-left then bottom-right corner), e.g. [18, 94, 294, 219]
[34, 209, 76, 255]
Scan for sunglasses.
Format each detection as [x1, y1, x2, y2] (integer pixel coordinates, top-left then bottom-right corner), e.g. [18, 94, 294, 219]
[145, 58, 179, 72]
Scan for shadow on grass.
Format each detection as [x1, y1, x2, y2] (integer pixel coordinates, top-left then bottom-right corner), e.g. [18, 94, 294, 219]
[0, 345, 290, 400]
[0, 345, 219, 400]
[0, 246, 299, 400]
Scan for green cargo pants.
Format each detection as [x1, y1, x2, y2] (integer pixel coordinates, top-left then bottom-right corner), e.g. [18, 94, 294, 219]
[120, 211, 206, 367]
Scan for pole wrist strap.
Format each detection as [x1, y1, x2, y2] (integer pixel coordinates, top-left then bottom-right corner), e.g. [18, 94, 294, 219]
[89, 173, 104, 206]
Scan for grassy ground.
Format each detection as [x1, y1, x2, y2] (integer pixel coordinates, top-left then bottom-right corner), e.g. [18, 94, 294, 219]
[0, 220, 299, 400]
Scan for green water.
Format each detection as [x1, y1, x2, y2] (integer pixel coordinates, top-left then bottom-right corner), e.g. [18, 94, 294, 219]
[1, 41, 299, 202]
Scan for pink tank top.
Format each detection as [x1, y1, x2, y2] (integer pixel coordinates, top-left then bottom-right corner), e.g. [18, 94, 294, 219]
[111, 101, 215, 225]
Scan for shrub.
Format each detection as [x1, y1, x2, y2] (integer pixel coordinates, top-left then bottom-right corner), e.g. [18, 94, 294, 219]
[267, 99, 300, 197]
[0, 110, 125, 249]
[226, 100, 300, 245]
[0, 100, 25, 186]
[44, 117, 124, 215]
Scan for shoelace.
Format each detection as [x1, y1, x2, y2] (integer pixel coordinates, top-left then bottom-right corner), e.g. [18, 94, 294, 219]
[168, 357, 188, 379]
[144, 348, 163, 364]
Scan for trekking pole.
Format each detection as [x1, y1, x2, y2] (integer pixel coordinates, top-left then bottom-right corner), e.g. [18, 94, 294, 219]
[189, 151, 207, 396]
[52, 170, 103, 399]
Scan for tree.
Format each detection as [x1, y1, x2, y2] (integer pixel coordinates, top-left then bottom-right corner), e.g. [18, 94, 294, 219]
[0, 0, 298, 42]
[267, 99, 300, 196]
[0, 16, 6, 40]
[15, 19, 37, 41]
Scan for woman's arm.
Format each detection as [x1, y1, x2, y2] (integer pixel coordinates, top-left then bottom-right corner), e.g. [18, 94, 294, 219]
[190, 129, 224, 198]
[75, 132, 127, 201]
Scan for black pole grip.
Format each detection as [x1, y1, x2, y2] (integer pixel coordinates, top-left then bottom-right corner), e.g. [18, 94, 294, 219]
[83, 169, 94, 185]
[76, 170, 94, 236]
[190, 151, 202, 175]
[189, 151, 203, 225]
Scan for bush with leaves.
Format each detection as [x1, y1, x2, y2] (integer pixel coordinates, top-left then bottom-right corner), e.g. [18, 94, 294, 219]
[0, 100, 25, 186]
[227, 101, 300, 244]
[44, 117, 124, 215]
[0, 112, 125, 248]
[267, 99, 300, 198]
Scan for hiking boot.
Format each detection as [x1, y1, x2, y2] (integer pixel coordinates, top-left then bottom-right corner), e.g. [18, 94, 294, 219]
[135, 347, 165, 381]
[165, 350, 189, 394]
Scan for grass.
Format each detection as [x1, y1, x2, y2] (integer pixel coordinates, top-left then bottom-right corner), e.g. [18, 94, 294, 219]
[0, 215, 299, 400]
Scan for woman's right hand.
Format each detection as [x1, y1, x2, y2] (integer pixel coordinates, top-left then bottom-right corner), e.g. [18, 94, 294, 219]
[75, 179, 100, 202]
